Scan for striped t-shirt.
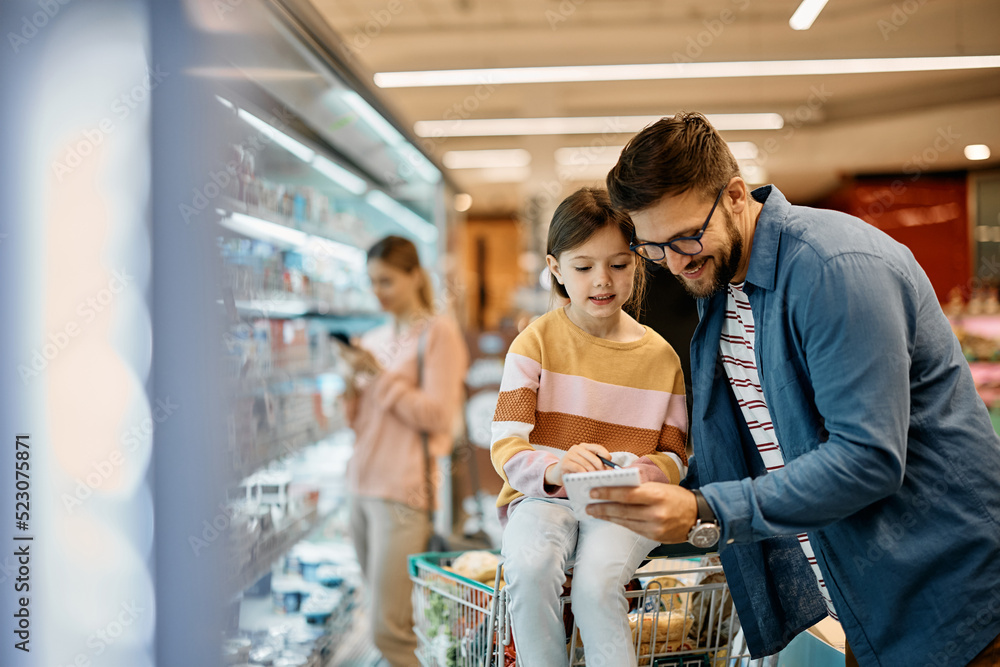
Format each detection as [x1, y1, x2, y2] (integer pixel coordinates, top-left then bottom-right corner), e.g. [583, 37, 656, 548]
[721, 283, 838, 619]
[490, 307, 688, 524]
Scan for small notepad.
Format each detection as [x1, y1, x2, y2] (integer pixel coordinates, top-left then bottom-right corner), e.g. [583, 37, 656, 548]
[563, 467, 641, 520]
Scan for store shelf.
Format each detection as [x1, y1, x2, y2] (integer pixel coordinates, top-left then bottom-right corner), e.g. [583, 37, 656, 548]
[237, 364, 342, 391]
[233, 423, 348, 483]
[218, 195, 370, 256]
[234, 297, 382, 322]
[239, 591, 356, 663]
[236, 361, 340, 396]
[225, 506, 321, 600]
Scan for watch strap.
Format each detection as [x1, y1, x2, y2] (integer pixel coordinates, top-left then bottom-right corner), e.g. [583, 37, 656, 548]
[692, 490, 717, 523]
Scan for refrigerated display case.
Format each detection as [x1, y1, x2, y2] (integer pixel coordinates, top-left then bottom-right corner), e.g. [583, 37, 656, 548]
[198, 1, 458, 663]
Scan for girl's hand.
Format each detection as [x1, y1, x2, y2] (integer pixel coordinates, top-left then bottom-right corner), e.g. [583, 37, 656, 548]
[544, 443, 613, 487]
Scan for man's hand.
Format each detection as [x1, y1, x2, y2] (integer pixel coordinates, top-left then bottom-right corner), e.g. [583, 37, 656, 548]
[544, 443, 612, 487]
[586, 483, 699, 544]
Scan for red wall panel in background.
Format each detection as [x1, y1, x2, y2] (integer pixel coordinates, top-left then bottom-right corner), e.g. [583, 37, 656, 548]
[818, 174, 969, 302]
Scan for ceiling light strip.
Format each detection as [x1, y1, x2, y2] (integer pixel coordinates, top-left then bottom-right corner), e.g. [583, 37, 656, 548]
[789, 0, 830, 30]
[365, 190, 439, 244]
[443, 149, 532, 169]
[416, 114, 783, 138]
[376, 55, 1000, 88]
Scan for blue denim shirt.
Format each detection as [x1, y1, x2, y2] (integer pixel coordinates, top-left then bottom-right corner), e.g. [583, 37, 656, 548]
[686, 186, 1000, 664]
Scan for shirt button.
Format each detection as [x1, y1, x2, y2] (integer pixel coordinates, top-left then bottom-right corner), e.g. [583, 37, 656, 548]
[727, 539, 735, 544]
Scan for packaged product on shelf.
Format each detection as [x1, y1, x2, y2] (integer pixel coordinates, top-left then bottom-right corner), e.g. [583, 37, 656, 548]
[314, 564, 345, 589]
[252, 319, 273, 376]
[228, 398, 255, 463]
[248, 644, 279, 665]
[262, 319, 303, 373]
[309, 188, 328, 224]
[271, 576, 302, 614]
[234, 144, 253, 202]
[293, 191, 307, 223]
[223, 323, 253, 380]
[222, 636, 252, 664]
[300, 587, 340, 625]
[256, 470, 292, 511]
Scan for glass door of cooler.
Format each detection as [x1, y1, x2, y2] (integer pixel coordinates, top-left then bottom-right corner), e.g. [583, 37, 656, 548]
[153, 1, 454, 665]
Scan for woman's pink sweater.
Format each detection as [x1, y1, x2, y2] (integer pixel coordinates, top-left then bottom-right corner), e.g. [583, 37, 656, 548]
[347, 314, 468, 510]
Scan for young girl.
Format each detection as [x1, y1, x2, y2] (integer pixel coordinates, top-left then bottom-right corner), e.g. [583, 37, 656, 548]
[491, 188, 688, 667]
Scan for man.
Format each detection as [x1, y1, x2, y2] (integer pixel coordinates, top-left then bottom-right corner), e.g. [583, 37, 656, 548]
[590, 112, 1000, 666]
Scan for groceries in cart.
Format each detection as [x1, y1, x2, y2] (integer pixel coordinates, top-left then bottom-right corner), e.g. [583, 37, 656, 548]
[410, 550, 750, 666]
[628, 575, 696, 654]
[445, 550, 502, 586]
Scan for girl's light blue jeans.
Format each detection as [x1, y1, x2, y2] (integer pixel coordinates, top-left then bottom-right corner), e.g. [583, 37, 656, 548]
[500, 496, 659, 667]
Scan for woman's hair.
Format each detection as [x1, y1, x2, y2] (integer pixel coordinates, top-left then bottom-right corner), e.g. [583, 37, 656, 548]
[547, 187, 646, 315]
[606, 111, 739, 212]
[367, 235, 434, 312]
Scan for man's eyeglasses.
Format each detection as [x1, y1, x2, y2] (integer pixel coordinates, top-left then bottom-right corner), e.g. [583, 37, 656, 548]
[630, 184, 726, 261]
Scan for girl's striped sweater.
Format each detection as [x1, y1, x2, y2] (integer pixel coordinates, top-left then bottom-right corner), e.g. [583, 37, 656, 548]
[490, 307, 688, 523]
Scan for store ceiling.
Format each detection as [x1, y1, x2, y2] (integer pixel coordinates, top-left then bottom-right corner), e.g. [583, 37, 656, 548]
[299, 0, 1000, 216]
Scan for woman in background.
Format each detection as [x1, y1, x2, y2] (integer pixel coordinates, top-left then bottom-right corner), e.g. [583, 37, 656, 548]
[346, 235, 468, 666]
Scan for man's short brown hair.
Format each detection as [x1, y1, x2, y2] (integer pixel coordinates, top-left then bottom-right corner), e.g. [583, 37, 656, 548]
[606, 111, 740, 212]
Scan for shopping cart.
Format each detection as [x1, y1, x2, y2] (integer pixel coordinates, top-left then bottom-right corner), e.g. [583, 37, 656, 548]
[409, 546, 752, 667]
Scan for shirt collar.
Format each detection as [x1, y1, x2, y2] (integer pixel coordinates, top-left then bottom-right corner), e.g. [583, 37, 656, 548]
[744, 185, 790, 292]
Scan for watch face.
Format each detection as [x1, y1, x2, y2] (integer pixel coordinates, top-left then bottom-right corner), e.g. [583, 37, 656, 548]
[690, 523, 720, 548]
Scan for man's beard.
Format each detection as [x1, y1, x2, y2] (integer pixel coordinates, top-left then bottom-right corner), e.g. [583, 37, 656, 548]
[674, 209, 743, 299]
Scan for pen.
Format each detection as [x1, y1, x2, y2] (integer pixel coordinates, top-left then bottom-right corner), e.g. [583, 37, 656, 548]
[597, 455, 620, 469]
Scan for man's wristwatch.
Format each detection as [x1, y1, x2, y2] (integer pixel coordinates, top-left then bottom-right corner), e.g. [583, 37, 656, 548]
[687, 490, 721, 548]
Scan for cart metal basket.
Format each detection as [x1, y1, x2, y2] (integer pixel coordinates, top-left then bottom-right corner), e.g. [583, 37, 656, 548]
[409, 548, 751, 667]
